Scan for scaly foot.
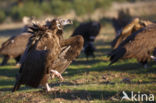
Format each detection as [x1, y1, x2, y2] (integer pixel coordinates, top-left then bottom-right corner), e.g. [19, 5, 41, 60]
[50, 70, 64, 81]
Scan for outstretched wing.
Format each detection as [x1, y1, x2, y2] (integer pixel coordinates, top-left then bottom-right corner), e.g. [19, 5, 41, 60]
[51, 46, 71, 73]
[52, 35, 84, 73]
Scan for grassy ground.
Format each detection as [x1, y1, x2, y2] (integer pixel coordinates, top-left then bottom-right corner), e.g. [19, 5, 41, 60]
[0, 24, 155, 103]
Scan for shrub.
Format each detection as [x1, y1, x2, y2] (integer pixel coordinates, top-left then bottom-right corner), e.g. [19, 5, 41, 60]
[10, 2, 43, 21]
[50, 0, 71, 16]
[0, 10, 6, 23]
[73, 0, 96, 16]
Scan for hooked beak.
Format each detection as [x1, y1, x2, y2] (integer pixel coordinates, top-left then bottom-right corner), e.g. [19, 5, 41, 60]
[56, 19, 73, 30]
[60, 19, 73, 26]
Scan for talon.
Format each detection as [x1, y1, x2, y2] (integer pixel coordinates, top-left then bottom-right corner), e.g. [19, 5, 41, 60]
[45, 83, 59, 92]
[151, 55, 156, 61]
[50, 70, 64, 82]
[45, 83, 51, 92]
[50, 74, 55, 79]
[16, 63, 21, 68]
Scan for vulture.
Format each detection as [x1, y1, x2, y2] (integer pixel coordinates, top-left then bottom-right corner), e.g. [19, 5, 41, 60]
[109, 23, 156, 67]
[0, 33, 32, 66]
[84, 42, 95, 60]
[12, 18, 84, 92]
[112, 9, 132, 36]
[111, 18, 153, 49]
[71, 21, 101, 60]
[0, 17, 33, 66]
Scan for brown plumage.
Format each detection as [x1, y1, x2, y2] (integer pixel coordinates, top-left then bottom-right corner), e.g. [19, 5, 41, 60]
[0, 17, 33, 66]
[12, 18, 84, 92]
[0, 33, 32, 66]
[110, 23, 156, 65]
[71, 21, 101, 59]
[111, 18, 153, 49]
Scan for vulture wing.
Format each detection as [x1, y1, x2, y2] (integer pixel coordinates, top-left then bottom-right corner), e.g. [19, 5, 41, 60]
[52, 35, 84, 73]
[110, 23, 156, 65]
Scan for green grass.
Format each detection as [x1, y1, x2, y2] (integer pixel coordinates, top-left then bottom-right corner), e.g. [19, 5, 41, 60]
[0, 28, 155, 103]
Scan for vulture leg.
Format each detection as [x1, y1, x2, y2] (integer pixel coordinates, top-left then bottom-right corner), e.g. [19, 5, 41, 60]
[150, 55, 156, 61]
[15, 56, 21, 67]
[1, 55, 9, 65]
[50, 70, 64, 81]
[45, 83, 59, 92]
[92, 53, 95, 60]
[12, 73, 21, 92]
[15, 56, 21, 63]
[144, 64, 148, 69]
[140, 61, 148, 68]
[86, 56, 89, 61]
[45, 83, 51, 92]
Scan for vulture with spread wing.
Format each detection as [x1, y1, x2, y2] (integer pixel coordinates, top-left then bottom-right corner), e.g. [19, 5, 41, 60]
[71, 21, 101, 60]
[12, 18, 84, 92]
[109, 23, 156, 66]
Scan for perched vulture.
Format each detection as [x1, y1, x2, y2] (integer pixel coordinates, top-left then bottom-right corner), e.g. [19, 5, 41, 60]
[12, 18, 84, 92]
[71, 21, 101, 60]
[0, 33, 32, 66]
[109, 23, 156, 66]
[111, 18, 153, 49]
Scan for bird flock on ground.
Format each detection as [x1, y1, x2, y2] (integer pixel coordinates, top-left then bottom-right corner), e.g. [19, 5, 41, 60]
[0, 9, 155, 91]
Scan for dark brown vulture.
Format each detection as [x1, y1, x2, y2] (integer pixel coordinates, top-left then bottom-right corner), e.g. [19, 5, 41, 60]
[109, 23, 156, 67]
[12, 18, 84, 92]
[112, 9, 132, 36]
[0, 33, 32, 66]
[0, 16, 33, 66]
[111, 18, 153, 49]
[71, 21, 101, 60]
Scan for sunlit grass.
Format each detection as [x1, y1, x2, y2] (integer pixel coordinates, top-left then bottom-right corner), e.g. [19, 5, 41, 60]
[0, 28, 155, 103]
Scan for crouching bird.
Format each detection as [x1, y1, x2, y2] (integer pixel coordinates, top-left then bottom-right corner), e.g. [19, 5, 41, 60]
[12, 18, 84, 92]
[109, 23, 156, 67]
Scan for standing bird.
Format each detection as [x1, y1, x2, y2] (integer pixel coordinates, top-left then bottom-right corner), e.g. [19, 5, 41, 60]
[0, 16, 33, 66]
[71, 21, 101, 60]
[12, 18, 84, 92]
[0, 33, 32, 66]
[109, 23, 156, 66]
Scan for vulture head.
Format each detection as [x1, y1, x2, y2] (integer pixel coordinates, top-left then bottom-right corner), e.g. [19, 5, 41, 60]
[46, 18, 73, 30]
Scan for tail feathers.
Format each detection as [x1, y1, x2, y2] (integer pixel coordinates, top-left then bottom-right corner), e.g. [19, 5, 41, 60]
[109, 47, 126, 65]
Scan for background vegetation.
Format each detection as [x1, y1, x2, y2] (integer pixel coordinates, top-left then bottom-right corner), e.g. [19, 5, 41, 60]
[0, 0, 153, 23]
